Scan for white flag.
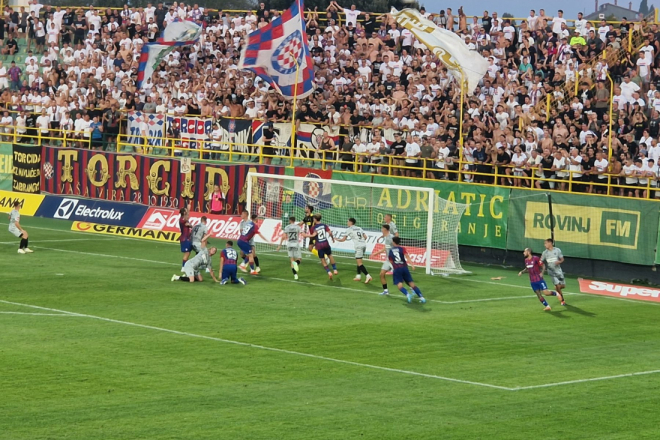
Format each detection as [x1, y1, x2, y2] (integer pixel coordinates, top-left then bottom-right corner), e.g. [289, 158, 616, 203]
[391, 8, 488, 94]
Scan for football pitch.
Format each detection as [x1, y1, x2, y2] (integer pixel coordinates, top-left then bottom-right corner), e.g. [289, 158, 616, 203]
[2, 217, 660, 440]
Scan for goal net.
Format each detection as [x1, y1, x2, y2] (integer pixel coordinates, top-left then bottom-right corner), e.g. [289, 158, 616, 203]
[246, 172, 469, 275]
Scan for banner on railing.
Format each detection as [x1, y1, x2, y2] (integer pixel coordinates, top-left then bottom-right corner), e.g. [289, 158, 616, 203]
[252, 120, 292, 157]
[217, 118, 253, 153]
[39, 146, 284, 213]
[0, 144, 11, 191]
[12, 144, 41, 193]
[507, 190, 658, 266]
[372, 176, 509, 249]
[166, 115, 212, 150]
[127, 112, 165, 147]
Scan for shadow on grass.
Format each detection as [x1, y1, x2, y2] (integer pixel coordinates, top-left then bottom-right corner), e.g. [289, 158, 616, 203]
[564, 304, 597, 318]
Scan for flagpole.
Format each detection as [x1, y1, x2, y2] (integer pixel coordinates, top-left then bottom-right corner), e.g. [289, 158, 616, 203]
[289, 53, 300, 168]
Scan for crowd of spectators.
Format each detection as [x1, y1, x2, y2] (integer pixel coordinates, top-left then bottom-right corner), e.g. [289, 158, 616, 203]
[1, 1, 660, 197]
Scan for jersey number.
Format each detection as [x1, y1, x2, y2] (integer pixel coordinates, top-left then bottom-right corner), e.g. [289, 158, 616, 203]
[225, 249, 238, 260]
[241, 225, 252, 235]
[288, 232, 298, 241]
[391, 249, 404, 264]
[317, 228, 328, 241]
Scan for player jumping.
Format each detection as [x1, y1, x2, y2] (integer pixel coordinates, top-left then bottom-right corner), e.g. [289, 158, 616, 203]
[374, 224, 394, 295]
[171, 246, 219, 283]
[336, 217, 372, 284]
[541, 238, 567, 301]
[389, 237, 426, 303]
[518, 247, 566, 311]
[277, 216, 303, 280]
[237, 210, 269, 275]
[302, 214, 338, 279]
[301, 205, 316, 256]
[178, 204, 193, 271]
[219, 241, 247, 285]
[8, 200, 33, 254]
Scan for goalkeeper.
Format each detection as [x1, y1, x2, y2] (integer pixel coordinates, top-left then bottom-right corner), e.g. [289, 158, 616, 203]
[541, 238, 567, 301]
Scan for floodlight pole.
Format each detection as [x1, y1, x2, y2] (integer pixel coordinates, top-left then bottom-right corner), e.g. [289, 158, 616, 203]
[289, 53, 300, 167]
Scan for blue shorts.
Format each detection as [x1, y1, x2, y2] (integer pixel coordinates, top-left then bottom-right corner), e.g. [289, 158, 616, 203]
[531, 280, 548, 292]
[222, 265, 238, 282]
[317, 247, 332, 259]
[393, 268, 413, 285]
[180, 240, 192, 253]
[237, 240, 252, 255]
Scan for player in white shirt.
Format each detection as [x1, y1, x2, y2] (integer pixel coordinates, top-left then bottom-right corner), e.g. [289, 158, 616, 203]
[336, 218, 373, 283]
[276, 216, 303, 280]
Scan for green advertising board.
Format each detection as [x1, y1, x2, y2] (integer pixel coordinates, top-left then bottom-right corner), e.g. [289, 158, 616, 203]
[508, 189, 659, 265]
[0, 143, 12, 191]
[367, 176, 509, 249]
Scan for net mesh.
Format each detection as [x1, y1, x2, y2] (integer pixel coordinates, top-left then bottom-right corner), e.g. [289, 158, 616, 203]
[248, 174, 468, 274]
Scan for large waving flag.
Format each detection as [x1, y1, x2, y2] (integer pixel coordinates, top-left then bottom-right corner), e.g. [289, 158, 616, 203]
[238, 0, 314, 100]
[137, 19, 202, 90]
[391, 8, 488, 94]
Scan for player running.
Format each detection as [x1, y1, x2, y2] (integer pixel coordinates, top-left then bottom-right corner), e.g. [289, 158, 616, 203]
[518, 247, 566, 311]
[179, 205, 193, 271]
[237, 210, 269, 275]
[276, 216, 303, 280]
[171, 246, 219, 283]
[302, 214, 338, 279]
[8, 200, 32, 254]
[389, 237, 426, 303]
[336, 217, 372, 284]
[219, 241, 247, 285]
[541, 238, 567, 301]
[301, 205, 316, 256]
[374, 224, 394, 295]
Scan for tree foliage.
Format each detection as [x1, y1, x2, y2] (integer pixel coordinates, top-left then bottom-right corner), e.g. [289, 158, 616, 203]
[639, 0, 649, 15]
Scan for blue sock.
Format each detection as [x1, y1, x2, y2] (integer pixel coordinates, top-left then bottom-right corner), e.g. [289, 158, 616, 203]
[540, 297, 549, 306]
[399, 287, 408, 296]
[332, 263, 337, 270]
[413, 286, 423, 297]
[243, 256, 248, 264]
[549, 291, 557, 296]
[182, 260, 186, 268]
[325, 266, 331, 273]
[250, 263, 255, 270]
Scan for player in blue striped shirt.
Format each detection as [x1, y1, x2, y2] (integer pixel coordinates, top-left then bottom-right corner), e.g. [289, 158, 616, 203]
[388, 237, 426, 304]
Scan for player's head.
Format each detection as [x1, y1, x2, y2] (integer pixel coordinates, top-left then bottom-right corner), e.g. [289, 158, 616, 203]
[392, 236, 401, 245]
[226, 240, 233, 247]
[523, 247, 532, 258]
[381, 224, 390, 234]
[208, 247, 218, 256]
[347, 217, 356, 226]
[179, 206, 188, 217]
[384, 214, 393, 223]
[313, 213, 322, 223]
[241, 210, 249, 220]
[251, 213, 258, 221]
[305, 205, 314, 214]
[200, 216, 207, 224]
[544, 238, 554, 249]
[289, 216, 296, 223]
[13, 200, 21, 210]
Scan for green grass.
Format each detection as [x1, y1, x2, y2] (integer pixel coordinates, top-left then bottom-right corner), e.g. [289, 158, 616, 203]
[1, 216, 660, 440]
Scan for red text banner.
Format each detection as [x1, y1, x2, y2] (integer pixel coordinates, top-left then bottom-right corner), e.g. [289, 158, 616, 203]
[578, 278, 660, 303]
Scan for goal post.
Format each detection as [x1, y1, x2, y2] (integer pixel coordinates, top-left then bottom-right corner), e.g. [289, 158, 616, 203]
[246, 172, 469, 275]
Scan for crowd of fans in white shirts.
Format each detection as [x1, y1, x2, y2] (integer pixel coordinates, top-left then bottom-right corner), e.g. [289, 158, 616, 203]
[1, 1, 660, 197]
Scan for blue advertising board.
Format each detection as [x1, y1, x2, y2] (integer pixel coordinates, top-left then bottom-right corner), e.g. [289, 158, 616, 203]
[35, 195, 148, 227]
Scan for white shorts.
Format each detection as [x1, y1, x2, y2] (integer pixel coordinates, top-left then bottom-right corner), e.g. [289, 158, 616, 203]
[192, 242, 202, 253]
[354, 245, 366, 259]
[381, 261, 392, 271]
[183, 262, 198, 278]
[287, 246, 302, 259]
[8, 226, 22, 238]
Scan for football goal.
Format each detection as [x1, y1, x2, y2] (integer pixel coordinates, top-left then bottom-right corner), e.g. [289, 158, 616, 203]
[246, 172, 469, 275]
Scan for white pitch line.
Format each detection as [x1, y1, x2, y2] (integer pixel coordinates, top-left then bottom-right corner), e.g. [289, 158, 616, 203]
[511, 369, 660, 391]
[0, 299, 512, 391]
[0, 238, 113, 245]
[0, 311, 78, 316]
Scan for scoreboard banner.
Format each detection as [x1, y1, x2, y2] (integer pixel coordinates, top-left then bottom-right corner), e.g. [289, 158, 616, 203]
[507, 190, 658, 266]
[39, 146, 284, 213]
